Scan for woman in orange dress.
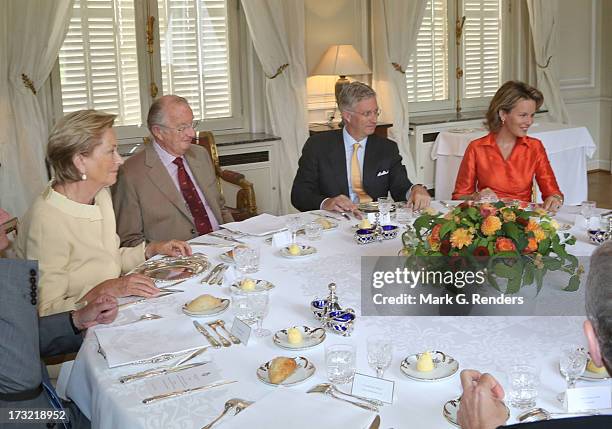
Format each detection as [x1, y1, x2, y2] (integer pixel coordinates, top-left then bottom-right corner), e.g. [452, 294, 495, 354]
[452, 81, 563, 212]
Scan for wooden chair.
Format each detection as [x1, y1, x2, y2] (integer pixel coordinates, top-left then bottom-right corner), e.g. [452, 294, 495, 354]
[194, 131, 257, 221]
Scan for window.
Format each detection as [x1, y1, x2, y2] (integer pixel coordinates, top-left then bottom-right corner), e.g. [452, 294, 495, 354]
[406, 0, 503, 111]
[55, 0, 243, 139]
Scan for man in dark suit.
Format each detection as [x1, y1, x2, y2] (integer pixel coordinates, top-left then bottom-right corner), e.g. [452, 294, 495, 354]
[0, 208, 118, 428]
[457, 241, 612, 428]
[291, 82, 430, 214]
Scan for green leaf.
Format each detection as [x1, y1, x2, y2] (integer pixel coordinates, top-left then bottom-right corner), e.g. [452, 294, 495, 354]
[563, 274, 581, 292]
[466, 207, 479, 221]
[551, 237, 568, 259]
[439, 222, 456, 240]
[537, 238, 551, 254]
[506, 273, 522, 294]
[534, 268, 546, 295]
[542, 257, 562, 271]
[523, 262, 535, 286]
[565, 254, 579, 270]
[502, 222, 521, 242]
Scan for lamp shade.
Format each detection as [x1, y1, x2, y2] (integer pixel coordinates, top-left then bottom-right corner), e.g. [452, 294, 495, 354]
[311, 44, 371, 77]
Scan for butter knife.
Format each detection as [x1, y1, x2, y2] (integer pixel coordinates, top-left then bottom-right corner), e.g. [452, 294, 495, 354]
[201, 263, 223, 284]
[193, 321, 222, 348]
[119, 363, 209, 384]
[142, 380, 237, 404]
[117, 290, 182, 310]
[213, 265, 228, 286]
[208, 232, 244, 244]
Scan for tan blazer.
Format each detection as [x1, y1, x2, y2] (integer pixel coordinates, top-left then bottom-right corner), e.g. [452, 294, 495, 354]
[112, 143, 234, 247]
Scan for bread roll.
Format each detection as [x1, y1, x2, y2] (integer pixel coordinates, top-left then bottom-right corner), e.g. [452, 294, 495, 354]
[186, 294, 222, 312]
[268, 357, 298, 384]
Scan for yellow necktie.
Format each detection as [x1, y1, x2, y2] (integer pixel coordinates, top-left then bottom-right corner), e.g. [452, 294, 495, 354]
[351, 143, 372, 203]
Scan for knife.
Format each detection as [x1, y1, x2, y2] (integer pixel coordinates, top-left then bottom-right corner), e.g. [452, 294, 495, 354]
[117, 290, 182, 310]
[201, 263, 223, 284]
[208, 232, 245, 244]
[368, 415, 381, 429]
[193, 321, 222, 348]
[142, 380, 237, 404]
[119, 362, 209, 384]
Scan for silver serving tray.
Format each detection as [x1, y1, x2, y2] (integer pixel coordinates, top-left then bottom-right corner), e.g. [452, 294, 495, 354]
[130, 253, 210, 284]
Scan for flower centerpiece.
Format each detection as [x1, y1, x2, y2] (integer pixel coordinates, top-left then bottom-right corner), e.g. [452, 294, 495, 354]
[402, 201, 582, 294]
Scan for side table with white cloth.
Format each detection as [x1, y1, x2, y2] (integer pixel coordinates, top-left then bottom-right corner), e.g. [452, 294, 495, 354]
[65, 208, 611, 429]
[432, 123, 597, 205]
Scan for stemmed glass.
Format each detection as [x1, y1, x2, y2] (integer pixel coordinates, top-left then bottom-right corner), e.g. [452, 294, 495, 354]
[367, 335, 393, 378]
[286, 215, 303, 244]
[378, 197, 393, 224]
[249, 290, 270, 337]
[557, 345, 587, 404]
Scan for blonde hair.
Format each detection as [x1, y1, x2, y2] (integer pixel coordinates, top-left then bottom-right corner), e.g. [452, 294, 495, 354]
[47, 110, 116, 184]
[485, 81, 544, 133]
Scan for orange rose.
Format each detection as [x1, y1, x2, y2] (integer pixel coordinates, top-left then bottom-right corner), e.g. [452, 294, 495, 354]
[495, 237, 516, 253]
[525, 219, 539, 232]
[481, 215, 502, 236]
[431, 224, 442, 241]
[523, 237, 538, 254]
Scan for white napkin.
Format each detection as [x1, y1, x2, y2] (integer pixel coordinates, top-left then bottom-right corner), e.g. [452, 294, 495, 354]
[216, 389, 377, 429]
[221, 213, 286, 236]
[94, 316, 206, 368]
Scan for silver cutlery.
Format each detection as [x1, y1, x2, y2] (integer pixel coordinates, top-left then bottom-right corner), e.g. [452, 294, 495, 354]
[517, 407, 600, 422]
[208, 232, 245, 244]
[202, 263, 223, 284]
[318, 213, 344, 222]
[191, 241, 235, 248]
[213, 320, 240, 345]
[202, 398, 253, 429]
[368, 415, 380, 429]
[119, 362, 209, 384]
[206, 322, 231, 347]
[134, 313, 162, 323]
[213, 265, 229, 285]
[339, 212, 351, 221]
[307, 383, 380, 412]
[193, 321, 222, 348]
[117, 290, 183, 310]
[142, 380, 237, 404]
[130, 348, 201, 366]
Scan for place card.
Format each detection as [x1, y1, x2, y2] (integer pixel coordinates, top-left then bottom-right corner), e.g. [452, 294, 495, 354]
[351, 372, 394, 404]
[566, 385, 611, 412]
[231, 317, 251, 346]
[144, 363, 220, 397]
[272, 230, 292, 248]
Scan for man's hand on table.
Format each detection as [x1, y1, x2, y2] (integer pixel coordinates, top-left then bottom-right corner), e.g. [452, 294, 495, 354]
[457, 369, 508, 429]
[72, 294, 118, 330]
[321, 195, 363, 219]
[408, 185, 431, 211]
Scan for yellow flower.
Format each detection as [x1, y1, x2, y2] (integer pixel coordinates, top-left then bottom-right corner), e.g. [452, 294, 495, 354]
[525, 219, 539, 232]
[533, 227, 546, 242]
[550, 219, 560, 230]
[535, 208, 548, 216]
[450, 228, 473, 249]
[501, 209, 516, 222]
[481, 215, 502, 236]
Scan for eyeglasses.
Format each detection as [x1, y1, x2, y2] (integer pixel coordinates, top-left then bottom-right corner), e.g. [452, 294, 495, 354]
[347, 109, 381, 119]
[157, 120, 200, 134]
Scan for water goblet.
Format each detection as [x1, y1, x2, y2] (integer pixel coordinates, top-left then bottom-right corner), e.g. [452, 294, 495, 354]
[233, 245, 260, 276]
[367, 335, 393, 378]
[581, 201, 596, 226]
[507, 364, 540, 409]
[378, 197, 393, 224]
[325, 344, 356, 385]
[286, 215, 303, 244]
[249, 290, 270, 337]
[557, 345, 587, 404]
[231, 290, 256, 325]
[305, 221, 323, 240]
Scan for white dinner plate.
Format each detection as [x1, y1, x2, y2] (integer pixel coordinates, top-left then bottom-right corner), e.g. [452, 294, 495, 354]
[229, 279, 275, 293]
[443, 397, 509, 427]
[400, 351, 459, 381]
[182, 298, 230, 317]
[256, 356, 315, 386]
[273, 326, 326, 350]
[279, 245, 317, 258]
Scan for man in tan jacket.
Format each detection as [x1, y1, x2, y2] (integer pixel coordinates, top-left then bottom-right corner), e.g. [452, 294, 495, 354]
[113, 95, 233, 247]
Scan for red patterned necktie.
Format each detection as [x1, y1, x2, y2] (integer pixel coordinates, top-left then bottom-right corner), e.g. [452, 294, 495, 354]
[173, 157, 213, 235]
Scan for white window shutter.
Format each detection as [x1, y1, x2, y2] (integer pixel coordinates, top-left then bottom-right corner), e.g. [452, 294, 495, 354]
[58, 0, 142, 126]
[158, 0, 232, 120]
[462, 0, 502, 99]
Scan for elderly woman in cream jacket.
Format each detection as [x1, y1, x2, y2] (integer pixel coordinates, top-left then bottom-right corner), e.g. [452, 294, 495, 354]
[18, 110, 191, 316]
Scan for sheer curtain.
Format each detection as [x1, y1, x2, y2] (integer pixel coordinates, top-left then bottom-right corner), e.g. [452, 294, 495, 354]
[240, 0, 309, 214]
[0, 0, 73, 217]
[526, 0, 570, 124]
[371, 0, 426, 180]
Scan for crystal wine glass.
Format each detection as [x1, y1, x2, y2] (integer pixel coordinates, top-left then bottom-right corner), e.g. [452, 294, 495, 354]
[249, 290, 270, 337]
[286, 215, 303, 244]
[367, 335, 393, 378]
[557, 345, 587, 404]
[377, 197, 393, 224]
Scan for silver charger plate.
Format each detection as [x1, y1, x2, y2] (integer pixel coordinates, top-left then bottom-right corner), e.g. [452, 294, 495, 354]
[229, 279, 275, 293]
[273, 326, 326, 350]
[443, 397, 510, 427]
[129, 253, 210, 284]
[400, 351, 459, 382]
[182, 298, 230, 317]
[256, 356, 315, 386]
[279, 244, 317, 258]
[358, 201, 396, 213]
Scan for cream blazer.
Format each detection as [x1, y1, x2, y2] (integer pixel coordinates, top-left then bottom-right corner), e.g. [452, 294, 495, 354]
[17, 185, 145, 316]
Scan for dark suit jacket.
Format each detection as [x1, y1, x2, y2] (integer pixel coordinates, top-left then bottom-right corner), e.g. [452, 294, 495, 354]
[291, 130, 412, 211]
[502, 415, 612, 428]
[112, 142, 234, 247]
[0, 259, 87, 428]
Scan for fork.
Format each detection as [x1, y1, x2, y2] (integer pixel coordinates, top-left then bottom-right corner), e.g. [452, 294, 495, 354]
[202, 263, 223, 284]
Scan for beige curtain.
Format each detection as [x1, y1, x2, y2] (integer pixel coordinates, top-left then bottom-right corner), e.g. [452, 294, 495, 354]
[526, 0, 570, 123]
[0, 0, 74, 217]
[240, 0, 309, 214]
[371, 0, 427, 180]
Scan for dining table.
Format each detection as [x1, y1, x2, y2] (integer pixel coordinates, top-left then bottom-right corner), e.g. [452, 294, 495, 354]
[432, 123, 597, 205]
[64, 202, 611, 428]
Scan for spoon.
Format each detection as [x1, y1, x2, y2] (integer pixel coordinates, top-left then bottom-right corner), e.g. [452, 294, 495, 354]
[137, 313, 162, 322]
[313, 382, 383, 407]
[202, 398, 253, 429]
[307, 384, 379, 411]
[517, 407, 601, 422]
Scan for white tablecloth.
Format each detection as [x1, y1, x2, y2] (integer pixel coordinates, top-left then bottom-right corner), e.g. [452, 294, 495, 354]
[66, 205, 610, 429]
[432, 123, 597, 205]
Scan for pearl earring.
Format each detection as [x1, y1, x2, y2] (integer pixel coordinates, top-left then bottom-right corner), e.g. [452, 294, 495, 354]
[81, 173, 87, 181]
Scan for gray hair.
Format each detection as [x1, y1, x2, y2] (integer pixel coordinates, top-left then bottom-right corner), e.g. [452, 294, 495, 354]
[337, 81, 376, 112]
[147, 95, 190, 132]
[585, 241, 612, 369]
[48, 110, 116, 184]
